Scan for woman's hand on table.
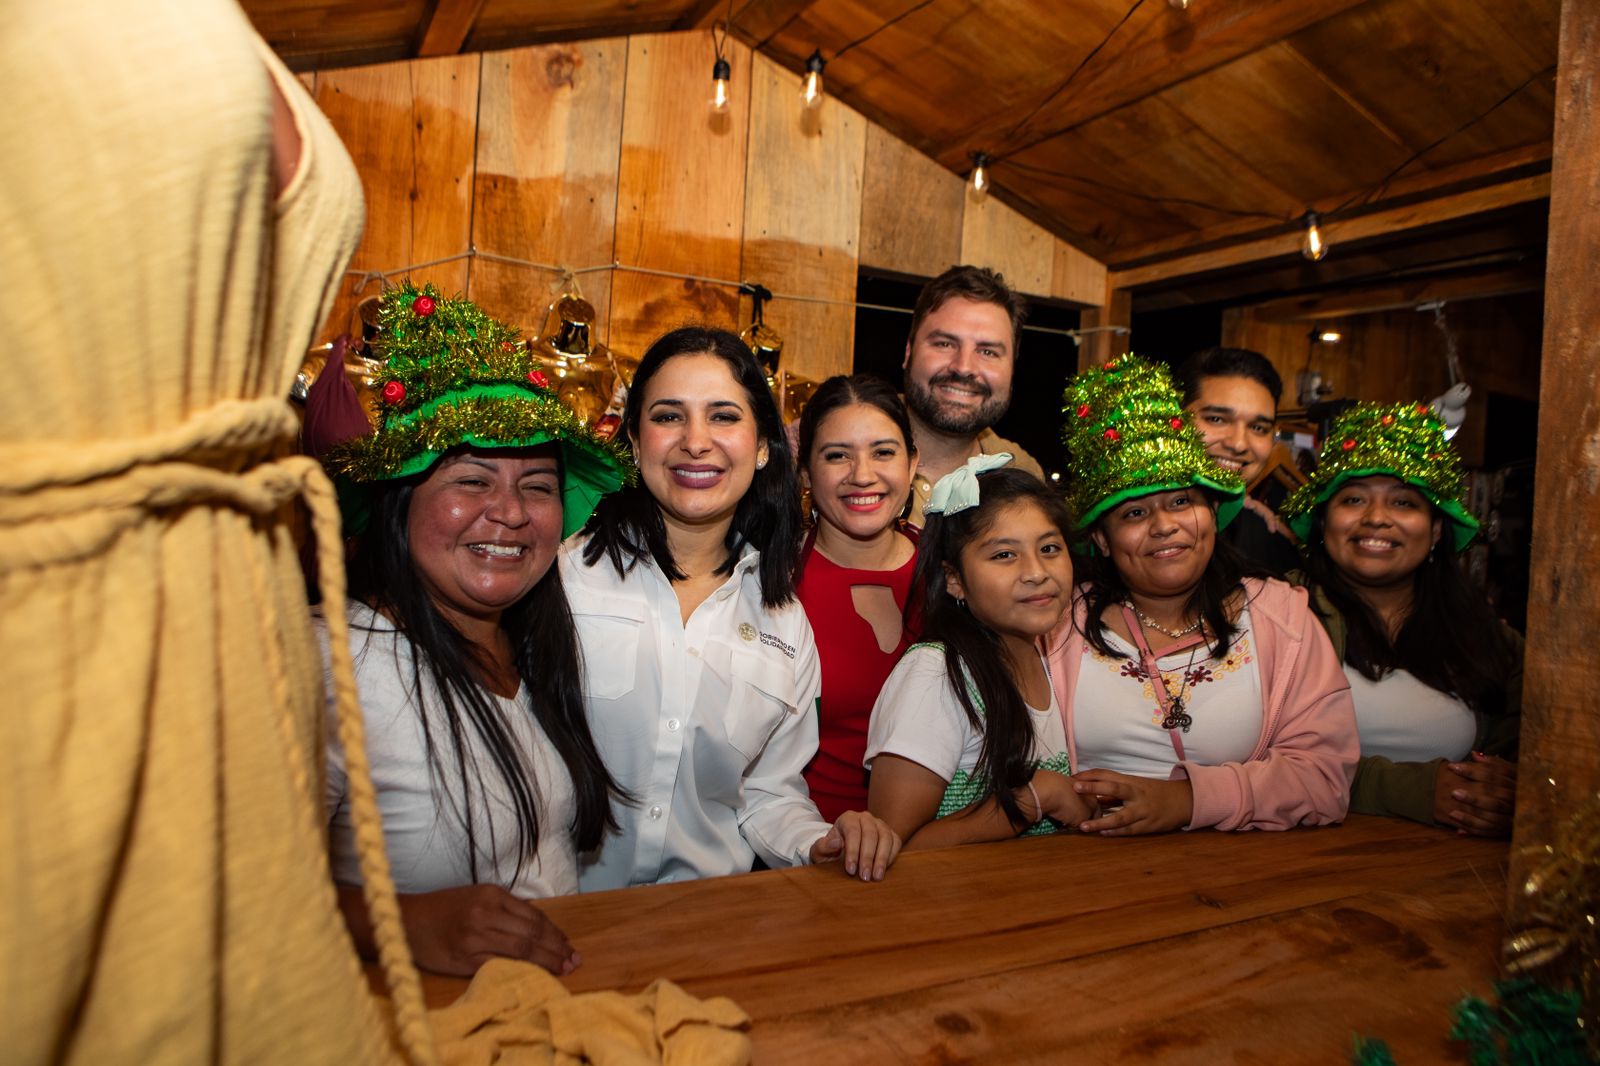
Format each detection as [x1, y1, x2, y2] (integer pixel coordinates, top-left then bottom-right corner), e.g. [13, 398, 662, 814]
[811, 810, 902, 881]
[1434, 752, 1517, 837]
[400, 884, 579, 977]
[1070, 769, 1193, 836]
[1027, 769, 1097, 826]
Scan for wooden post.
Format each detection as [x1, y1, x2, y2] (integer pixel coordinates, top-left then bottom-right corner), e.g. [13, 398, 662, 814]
[1078, 283, 1131, 371]
[1508, 0, 1600, 921]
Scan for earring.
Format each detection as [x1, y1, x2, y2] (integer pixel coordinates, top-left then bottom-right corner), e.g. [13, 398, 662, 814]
[756, 454, 769, 470]
[955, 596, 966, 608]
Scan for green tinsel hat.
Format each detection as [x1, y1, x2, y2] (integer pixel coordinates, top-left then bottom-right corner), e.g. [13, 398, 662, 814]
[323, 282, 633, 537]
[1061, 353, 1245, 534]
[1281, 401, 1478, 552]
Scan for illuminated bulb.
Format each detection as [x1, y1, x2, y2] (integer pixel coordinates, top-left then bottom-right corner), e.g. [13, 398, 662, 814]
[1301, 210, 1328, 262]
[1318, 330, 1342, 343]
[1168, 0, 1191, 8]
[710, 57, 731, 114]
[800, 49, 826, 111]
[970, 152, 991, 201]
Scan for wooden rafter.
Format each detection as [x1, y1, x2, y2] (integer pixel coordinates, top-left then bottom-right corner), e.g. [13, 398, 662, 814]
[1108, 171, 1551, 289]
[931, 0, 1377, 170]
[1247, 262, 1545, 321]
[417, 0, 488, 57]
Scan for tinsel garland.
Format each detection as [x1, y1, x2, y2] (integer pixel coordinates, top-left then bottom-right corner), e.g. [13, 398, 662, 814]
[324, 394, 633, 485]
[369, 281, 532, 416]
[1059, 353, 1242, 530]
[1350, 979, 1587, 1064]
[1282, 401, 1478, 550]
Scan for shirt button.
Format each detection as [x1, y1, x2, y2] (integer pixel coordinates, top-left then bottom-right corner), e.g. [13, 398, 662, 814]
[667, 718, 681, 731]
[649, 805, 663, 820]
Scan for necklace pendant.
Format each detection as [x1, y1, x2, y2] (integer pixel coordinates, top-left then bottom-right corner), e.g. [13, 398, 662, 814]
[1162, 699, 1192, 733]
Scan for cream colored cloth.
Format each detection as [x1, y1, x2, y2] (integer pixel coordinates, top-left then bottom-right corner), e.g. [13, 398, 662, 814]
[430, 960, 751, 1066]
[0, 2, 402, 1062]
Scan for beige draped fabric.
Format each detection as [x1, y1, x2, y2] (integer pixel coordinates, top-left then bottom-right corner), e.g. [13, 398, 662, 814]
[0, 2, 422, 1061]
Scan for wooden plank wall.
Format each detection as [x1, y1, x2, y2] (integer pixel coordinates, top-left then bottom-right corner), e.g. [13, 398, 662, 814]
[308, 30, 1104, 382]
[1221, 294, 1544, 465]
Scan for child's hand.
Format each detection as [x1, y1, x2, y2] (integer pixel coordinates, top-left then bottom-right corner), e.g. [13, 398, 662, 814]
[1027, 769, 1097, 826]
[810, 810, 902, 881]
[1070, 769, 1193, 836]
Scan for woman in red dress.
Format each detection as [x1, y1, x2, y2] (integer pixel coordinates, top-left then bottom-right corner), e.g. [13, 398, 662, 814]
[795, 376, 920, 821]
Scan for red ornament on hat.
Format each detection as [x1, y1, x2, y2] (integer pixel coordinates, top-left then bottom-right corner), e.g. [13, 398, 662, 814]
[412, 295, 436, 317]
[381, 380, 406, 405]
[1103, 360, 1118, 371]
[1341, 438, 1356, 451]
[1170, 416, 1184, 431]
[1103, 428, 1120, 442]
[527, 369, 549, 389]
[1380, 414, 1395, 426]
[1076, 404, 1092, 419]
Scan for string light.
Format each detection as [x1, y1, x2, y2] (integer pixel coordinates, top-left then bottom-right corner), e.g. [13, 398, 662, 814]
[1168, 0, 1191, 8]
[710, 56, 731, 113]
[801, 49, 827, 110]
[1318, 330, 1342, 343]
[1301, 210, 1328, 261]
[970, 151, 991, 201]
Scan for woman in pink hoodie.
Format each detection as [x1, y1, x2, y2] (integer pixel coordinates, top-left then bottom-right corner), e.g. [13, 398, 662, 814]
[1046, 356, 1357, 835]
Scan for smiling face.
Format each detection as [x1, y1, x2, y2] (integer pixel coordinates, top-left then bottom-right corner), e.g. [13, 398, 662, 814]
[803, 402, 916, 542]
[1091, 488, 1218, 599]
[945, 499, 1073, 644]
[407, 446, 564, 631]
[902, 297, 1015, 435]
[1186, 374, 1277, 484]
[630, 352, 768, 535]
[1321, 475, 1443, 590]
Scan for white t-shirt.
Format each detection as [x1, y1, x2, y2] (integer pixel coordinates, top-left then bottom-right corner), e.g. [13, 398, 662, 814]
[1073, 609, 1264, 778]
[561, 538, 830, 890]
[1343, 665, 1477, 763]
[865, 644, 1069, 782]
[319, 603, 578, 898]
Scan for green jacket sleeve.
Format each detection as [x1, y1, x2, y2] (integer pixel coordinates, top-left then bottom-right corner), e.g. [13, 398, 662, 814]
[1348, 754, 1443, 824]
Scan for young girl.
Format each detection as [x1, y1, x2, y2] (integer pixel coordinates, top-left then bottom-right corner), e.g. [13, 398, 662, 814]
[866, 457, 1095, 846]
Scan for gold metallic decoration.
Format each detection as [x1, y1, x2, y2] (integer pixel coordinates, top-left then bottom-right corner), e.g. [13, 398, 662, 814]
[1506, 786, 1600, 1055]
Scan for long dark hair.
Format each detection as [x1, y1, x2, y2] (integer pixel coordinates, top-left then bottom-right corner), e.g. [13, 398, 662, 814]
[348, 470, 623, 883]
[581, 326, 803, 607]
[912, 467, 1072, 829]
[1304, 507, 1515, 716]
[1077, 491, 1262, 661]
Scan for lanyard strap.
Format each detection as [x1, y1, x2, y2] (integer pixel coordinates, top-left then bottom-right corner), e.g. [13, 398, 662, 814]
[1119, 605, 1204, 763]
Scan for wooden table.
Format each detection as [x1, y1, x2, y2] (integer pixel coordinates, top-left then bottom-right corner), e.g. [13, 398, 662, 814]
[395, 817, 1510, 1063]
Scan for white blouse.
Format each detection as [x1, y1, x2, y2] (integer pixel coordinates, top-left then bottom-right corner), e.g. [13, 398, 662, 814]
[865, 644, 1068, 781]
[1073, 608, 1264, 779]
[320, 603, 578, 898]
[561, 537, 830, 890]
[1343, 665, 1477, 763]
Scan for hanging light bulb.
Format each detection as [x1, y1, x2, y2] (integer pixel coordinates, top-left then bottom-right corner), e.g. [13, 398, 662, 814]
[800, 49, 826, 111]
[970, 151, 991, 201]
[710, 56, 731, 114]
[1301, 210, 1328, 262]
[1168, 0, 1191, 9]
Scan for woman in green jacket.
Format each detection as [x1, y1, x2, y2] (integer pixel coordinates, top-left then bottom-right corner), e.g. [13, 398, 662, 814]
[1282, 403, 1521, 837]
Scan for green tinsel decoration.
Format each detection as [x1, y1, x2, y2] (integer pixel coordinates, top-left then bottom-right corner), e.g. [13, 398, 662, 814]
[1351, 1036, 1399, 1066]
[1281, 401, 1478, 551]
[1059, 353, 1243, 531]
[323, 281, 634, 536]
[1451, 979, 1588, 1065]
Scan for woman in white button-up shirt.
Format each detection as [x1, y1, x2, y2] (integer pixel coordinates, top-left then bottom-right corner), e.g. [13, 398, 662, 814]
[563, 326, 902, 889]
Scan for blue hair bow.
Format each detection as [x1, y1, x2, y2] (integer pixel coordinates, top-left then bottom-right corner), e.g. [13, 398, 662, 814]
[924, 452, 1012, 517]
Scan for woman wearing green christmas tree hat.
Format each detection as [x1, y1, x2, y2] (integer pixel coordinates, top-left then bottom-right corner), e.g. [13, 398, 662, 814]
[1043, 355, 1359, 835]
[315, 284, 633, 977]
[1282, 402, 1522, 837]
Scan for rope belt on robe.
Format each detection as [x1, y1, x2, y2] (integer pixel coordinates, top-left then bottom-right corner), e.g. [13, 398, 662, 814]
[0, 396, 441, 1066]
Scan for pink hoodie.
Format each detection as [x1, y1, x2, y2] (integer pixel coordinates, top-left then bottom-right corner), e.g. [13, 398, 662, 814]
[1044, 577, 1358, 831]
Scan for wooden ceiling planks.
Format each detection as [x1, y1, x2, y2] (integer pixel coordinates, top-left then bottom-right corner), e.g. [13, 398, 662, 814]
[242, 0, 1560, 284]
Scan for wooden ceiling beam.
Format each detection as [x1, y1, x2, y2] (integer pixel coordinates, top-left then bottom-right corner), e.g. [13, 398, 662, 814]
[416, 0, 487, 57]
[1109, 171, 1552, 290]
[931, 0, 1377, 171]
[705, 0, 823, 45]
[1108, 141, 1554, 268]
[1247, 262, 1545, 322]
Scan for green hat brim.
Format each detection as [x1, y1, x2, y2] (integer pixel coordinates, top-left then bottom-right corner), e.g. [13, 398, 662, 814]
[1285, 466, 1479, 552]
[1072, 474, 1245, 540]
